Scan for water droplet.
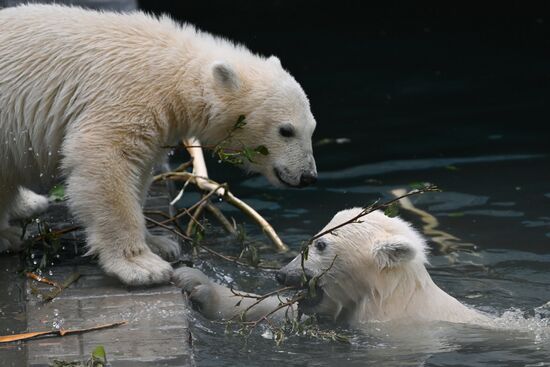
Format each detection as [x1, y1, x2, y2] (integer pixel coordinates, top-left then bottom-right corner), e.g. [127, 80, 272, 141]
[52, 319, 63, 330]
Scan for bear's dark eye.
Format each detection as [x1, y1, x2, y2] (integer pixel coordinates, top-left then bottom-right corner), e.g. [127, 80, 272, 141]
[279, 124, 295, 138]
[315, 239, 327, 252]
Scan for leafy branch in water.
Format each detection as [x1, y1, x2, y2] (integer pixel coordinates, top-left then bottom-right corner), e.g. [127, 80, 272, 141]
[272, 316, 350, 345]
[221, 254, 341, 345]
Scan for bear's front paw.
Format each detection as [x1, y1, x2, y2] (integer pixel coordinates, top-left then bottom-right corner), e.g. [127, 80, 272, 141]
[146, 233, 181, 262]
[100, 249, 173, 286]
[172, 267, 212, 293]
[188, 284, 216, 313]
[0, 226, 24, 253]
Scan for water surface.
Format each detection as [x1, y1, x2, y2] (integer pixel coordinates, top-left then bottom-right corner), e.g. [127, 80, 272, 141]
[186, 153, 550, 366]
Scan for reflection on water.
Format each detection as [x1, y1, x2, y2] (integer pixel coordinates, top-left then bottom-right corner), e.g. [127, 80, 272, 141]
[189, 153, 550, 366]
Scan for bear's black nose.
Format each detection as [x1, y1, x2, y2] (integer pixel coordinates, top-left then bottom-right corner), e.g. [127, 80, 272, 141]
[299, 171, 317, 187]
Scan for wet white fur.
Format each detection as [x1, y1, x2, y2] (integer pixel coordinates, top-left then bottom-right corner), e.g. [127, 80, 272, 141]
[0, 5, 316, 285]
[174, 210, 488, 325]
[299, 209, 488, 324]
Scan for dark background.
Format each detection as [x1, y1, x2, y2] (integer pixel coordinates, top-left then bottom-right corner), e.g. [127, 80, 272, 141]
[138, 1, 550, 171]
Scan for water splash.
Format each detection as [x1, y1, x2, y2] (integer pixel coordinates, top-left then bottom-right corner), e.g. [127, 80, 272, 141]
[491, 303, 550, 344]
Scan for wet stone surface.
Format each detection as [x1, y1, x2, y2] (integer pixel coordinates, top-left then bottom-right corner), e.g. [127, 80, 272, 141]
[0, 182, 194, 367]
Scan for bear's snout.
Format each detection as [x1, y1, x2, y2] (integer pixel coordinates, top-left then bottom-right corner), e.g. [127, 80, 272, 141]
[276, 268, 314, 287]
[299, 170, 317, 187]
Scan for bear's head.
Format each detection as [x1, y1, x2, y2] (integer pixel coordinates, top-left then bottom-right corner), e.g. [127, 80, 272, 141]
[276, 209, 429, 322]
[199, 55, 317, 188]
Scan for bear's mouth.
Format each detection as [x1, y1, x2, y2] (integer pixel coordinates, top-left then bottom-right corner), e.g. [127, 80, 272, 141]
[298, 286, 324, 313]
[273, 167, 293, 187]
[274, 167, 299, 188]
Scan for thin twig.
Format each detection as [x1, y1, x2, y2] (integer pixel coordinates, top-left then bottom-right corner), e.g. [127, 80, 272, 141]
[144, 210, 187, 234]
[241, 293, 306, 329]
[33, 225, 82, 241]
[26, 272, 61, 288]
[226, 255, 337, 330]
[311, 185, 440, 242]
[165, 170, 287, 251]
[41, 272, 81, 302]
[199, 245, 279, 270]
[145, 216, 192, 241]
[205, 202, 237, 235]
[143, 210, 172, 219]
[186, 198, 208, 237]
[230, 285, 298, 301]
[0, 321, 128, 343]
[155, 181, 227, 226]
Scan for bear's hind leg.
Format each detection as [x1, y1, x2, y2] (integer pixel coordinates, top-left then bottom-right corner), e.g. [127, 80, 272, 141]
[0, 187, 24, 252]
[10, 187, 49, 220]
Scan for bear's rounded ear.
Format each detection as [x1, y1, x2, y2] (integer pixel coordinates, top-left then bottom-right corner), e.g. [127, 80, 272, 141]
[211, 61, 240, 90]
[267, 55, 281, 67]
[374, 235, 417, 269]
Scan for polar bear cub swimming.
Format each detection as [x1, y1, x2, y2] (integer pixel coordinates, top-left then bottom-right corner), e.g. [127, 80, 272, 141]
[174, 209, 488, 324]
[0, 5, 317, 285]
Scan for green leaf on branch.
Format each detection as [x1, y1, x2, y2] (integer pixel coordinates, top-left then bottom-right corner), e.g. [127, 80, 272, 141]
[254, 145, 269, 155]
[242, 147, 255, 162]
[234, 115, 247, 129]
[49, 185, 66, 202]
[90, 345, 107, 366]
[384, 203, 399, 218]
[212, 115, 270, 166]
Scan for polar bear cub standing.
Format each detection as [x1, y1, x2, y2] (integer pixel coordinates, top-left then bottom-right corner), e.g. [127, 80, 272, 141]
[175, 210, 488, 325]
[0, 5, 317, 285]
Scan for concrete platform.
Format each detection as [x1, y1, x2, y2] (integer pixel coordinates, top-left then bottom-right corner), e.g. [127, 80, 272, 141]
[0, 182, 194, 367]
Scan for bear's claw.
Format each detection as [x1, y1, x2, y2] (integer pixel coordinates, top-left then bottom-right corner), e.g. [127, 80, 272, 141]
[100, 249, 173, 286]
[146, 233, 181, 262]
